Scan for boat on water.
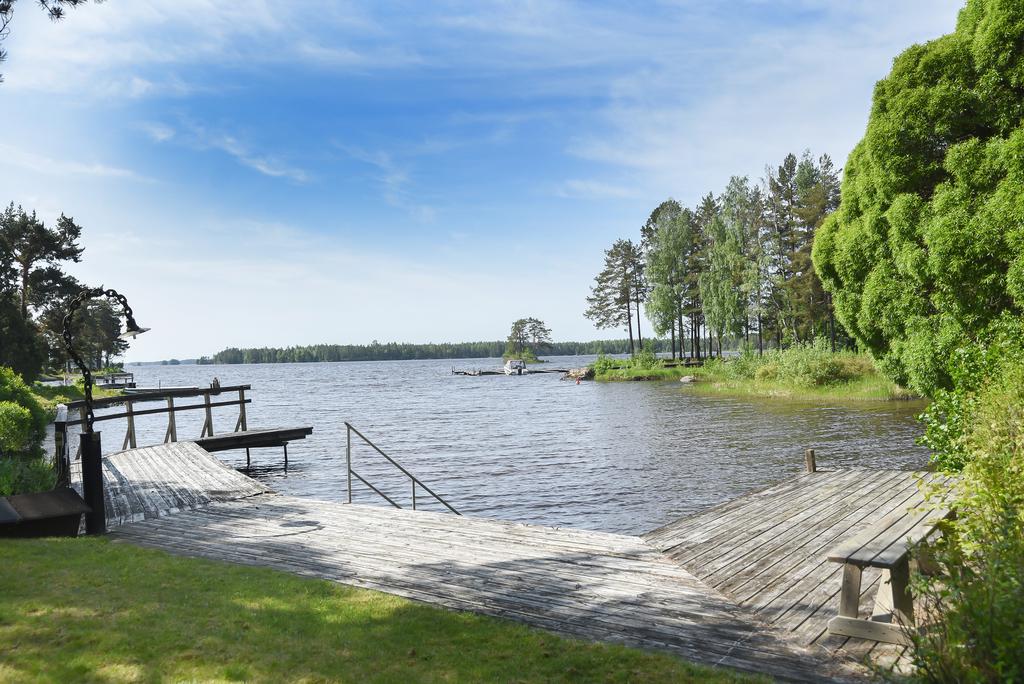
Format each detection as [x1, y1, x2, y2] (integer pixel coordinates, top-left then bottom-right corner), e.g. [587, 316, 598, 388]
[504, 359, 527, 375]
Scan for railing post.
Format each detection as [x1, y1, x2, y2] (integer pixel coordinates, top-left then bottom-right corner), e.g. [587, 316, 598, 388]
[237, 388, 248, 432]
[122, 399, 136, 450]
[202, 392, 214, 438]
[54, 404, 69, 488]
[412, 480, 417, 510]
[346, 424, 353, 504]
[805, 448, 817, 473]
[165, 397, 177, 443]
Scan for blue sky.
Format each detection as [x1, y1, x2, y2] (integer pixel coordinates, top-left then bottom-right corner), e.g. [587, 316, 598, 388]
[0, 1, 961, 361]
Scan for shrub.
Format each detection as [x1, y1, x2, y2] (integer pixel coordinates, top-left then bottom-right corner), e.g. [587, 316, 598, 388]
[591, 355, 618, 375]
[909, 355, 1024, 682]
[0, 366, 47, 456]
[0, 401, 34, 455]
[632, 343, 659, 370]
[754, 363, 779, 381]
[0, 457, 56, 496]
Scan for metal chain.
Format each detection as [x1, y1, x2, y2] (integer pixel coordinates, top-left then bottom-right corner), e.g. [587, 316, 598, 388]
[62, 286, 135, 433]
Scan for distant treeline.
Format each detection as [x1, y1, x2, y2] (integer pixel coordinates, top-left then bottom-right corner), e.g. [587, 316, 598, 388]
[201, 339, 676, 365]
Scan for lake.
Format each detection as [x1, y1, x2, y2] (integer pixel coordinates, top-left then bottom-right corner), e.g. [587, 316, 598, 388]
[87, 356, 929, 535]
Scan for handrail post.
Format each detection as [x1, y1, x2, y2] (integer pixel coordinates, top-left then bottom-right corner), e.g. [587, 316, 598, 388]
[237, 388, 248, 432]
[165, 397, 177, 443]
[412, 480, 417, 510]
[123, 399, 136, 450]
[346, 423, 353, 504]
[202, 392, 214, 438]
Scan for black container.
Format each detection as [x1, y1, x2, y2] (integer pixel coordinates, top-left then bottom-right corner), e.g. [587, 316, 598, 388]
[0, 488, 91, 538]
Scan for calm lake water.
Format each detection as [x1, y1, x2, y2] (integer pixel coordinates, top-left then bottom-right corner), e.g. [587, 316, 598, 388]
[85, 356, 929, 535]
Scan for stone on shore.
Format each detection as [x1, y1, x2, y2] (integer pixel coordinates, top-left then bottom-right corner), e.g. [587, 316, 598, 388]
[564, 367, 595, 381]
[679, 375, 697, 383]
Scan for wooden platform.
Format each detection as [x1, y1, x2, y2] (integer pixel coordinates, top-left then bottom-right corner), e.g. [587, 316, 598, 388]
[644, 469, 940, 668]
[112, 495, 848, 682]
[195, 426, 313, 452]
[70, 442, 269, 527]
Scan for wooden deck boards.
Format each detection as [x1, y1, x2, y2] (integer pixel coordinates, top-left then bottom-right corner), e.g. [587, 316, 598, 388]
[643, 469, 937, 667]
[86, 445, 929, 680]
[69, 441, 269, 527]
[112, 495, 850, 682]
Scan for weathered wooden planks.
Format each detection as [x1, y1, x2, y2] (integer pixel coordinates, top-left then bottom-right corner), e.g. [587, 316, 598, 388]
[644, 469, 937, 669]
[112, 495, 852, 682]
[69, 441, 270, 527]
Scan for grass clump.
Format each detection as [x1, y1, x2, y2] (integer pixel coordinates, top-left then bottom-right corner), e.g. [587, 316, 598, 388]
[0, 538, 765, 684]
[693, 340, 917, 402]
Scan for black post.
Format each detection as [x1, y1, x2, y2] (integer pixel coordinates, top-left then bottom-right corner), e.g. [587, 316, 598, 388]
[80, 431, 106, 534]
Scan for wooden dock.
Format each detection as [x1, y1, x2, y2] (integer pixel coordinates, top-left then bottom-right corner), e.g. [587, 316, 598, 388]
[645, 469, 938, 669]
[113, 494, 842, 682]
[87, 442, 936, 681]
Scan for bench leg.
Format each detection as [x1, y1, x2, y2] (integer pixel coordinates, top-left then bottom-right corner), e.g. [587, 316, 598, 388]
[888, 558, 915, 627]
[838, 564, 862, 618]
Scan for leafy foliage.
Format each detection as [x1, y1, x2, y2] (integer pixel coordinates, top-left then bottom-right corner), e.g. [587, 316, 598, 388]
[585, 238, 646, 354]
[908, 332, 1024, 682]
[702, 339, 876, 388]
[0, 400, 32, 455]
[812, 0, 1024, 397]
[505, 317, 552, 359]
[0, 457, 54, 496]
[0, 365, 47, 454]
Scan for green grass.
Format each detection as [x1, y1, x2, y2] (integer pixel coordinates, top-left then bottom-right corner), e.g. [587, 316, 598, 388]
[0, 538, 765, 684]
[30, 384, 123, 415]
[594, 366, 694, 382]
[688, 365, 920, 403]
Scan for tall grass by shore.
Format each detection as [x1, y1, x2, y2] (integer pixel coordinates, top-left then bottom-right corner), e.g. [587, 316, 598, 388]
[593, 340, 919, 402]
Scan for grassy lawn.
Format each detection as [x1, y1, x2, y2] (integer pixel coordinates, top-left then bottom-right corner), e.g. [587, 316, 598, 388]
[0, 538, 766, 684]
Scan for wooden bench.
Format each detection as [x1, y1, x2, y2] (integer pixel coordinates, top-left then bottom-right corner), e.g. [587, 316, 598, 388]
[826, 505, 951, 645]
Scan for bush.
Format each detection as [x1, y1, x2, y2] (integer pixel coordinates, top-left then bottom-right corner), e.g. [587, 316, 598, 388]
[0, 457, 56, 496]
[633, 343, 659, 370]
[909, 354, 1024, 682]
[0, 366, 47, 457]
[591, 355, 618, 375]
[773, 339, 849, 386]
[0, 401, 34, 455]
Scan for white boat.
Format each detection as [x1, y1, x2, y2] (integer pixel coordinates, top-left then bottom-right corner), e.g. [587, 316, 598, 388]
[504, 359, 527, 375]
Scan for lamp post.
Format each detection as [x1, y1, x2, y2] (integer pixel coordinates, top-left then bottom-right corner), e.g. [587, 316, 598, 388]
[62, 287, 148, 535]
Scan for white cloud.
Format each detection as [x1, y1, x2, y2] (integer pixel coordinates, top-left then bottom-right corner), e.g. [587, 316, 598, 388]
[554, 179, 640, 200]
[0, 143, 150, 182]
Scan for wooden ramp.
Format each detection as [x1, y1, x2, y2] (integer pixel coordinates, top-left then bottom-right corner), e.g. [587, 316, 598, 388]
[643, 469, 939, 668]
[111, 495, 852, 682]
[70, 442, 269, 528]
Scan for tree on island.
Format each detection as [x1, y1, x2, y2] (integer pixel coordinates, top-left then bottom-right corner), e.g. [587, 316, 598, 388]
[505, 317, 552, 362]
[812, 0, 1024, 396]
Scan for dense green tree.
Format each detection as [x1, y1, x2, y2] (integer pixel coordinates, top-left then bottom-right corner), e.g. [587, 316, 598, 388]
[505, 317, 552, 358]
[812, 0, 1024, 396]
[0, 297, 46, 381]
[699, 212, 746, 357]
[642, 200, 689, 358]
[585, 239, 645, 354]
[0, 204, 83, 318]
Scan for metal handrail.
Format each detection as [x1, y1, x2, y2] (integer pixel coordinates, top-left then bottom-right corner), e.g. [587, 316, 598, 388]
[344, 422, 460, 515]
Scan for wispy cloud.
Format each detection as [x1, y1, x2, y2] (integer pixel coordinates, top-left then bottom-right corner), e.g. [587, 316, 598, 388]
[0, 143, 150, 182]
[339, 144, 437, 222]
[144, 121, 310, 183]
[554, 179, 640, 200]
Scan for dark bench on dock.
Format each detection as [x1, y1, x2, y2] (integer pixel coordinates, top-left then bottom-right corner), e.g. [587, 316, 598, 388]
[826, 503, 952, 645]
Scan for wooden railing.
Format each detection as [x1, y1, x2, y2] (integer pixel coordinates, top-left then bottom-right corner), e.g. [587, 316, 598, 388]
[55, 385, 251, 467]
